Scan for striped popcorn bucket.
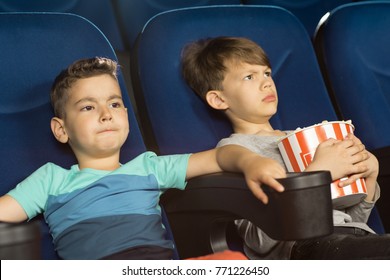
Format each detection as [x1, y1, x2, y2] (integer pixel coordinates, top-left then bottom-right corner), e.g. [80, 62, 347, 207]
[277, 121, 367, 209]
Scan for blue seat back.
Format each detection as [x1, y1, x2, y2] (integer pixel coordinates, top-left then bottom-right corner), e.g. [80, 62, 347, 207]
[114, 0, 241, 50]
[315, 1, 390, 151]
[242, 0, 352, 37]
[0, 12, 145, 258]
[131, 5, 337, 155]
[0, 0, 124, 50]
[314, 1, 390, 233]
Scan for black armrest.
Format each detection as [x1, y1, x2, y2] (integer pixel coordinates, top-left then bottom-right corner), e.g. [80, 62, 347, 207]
[160, 171, 333, 258]
[0, 220, 41, 259]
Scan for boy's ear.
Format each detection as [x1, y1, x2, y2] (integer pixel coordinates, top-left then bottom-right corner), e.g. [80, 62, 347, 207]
[51, 117, 69, 144]
[205, 90, 229, 110]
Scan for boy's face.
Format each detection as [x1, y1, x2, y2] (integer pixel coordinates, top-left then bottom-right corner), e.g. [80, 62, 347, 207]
[55, 74, 129, 161]
[219, 61, 278, 125]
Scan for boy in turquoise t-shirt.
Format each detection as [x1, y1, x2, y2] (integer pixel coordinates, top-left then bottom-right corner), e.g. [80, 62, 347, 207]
[0, 57, 285, 259]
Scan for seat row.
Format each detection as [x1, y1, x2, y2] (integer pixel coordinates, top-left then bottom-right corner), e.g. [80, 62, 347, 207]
[0, 0, 384, 52]
[0, 9, 324, 260]
[0, 2, 389, 259]
[0, 9, 332, 260]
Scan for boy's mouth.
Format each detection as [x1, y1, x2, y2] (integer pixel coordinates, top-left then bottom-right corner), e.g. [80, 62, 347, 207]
[262, 94, 276, 102]
[98, 127, 116, 134]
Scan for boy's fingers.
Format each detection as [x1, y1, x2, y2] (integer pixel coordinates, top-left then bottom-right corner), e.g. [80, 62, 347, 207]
[263, 176, 285, 192]
[346, 133, 361, 144]
[246, 176, 285, 204]
[338, 173, 365, 187]
[338, 177, 354, 187]
[319, 138, 339, 147]
[246, 180, 269, 204]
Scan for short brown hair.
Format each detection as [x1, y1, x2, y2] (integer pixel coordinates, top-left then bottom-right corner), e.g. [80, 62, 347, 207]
[181, 36, 271, 100]
[50, 57, 119, 118]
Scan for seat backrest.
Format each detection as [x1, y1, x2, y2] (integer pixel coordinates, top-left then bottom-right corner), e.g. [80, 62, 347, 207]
[242, 0, 353, 37]
[314, 1, 390, 151]
[314, 1, 390, 234]
[131, 5, 338, 155]
[0, 12, 145, 258]
[113, 0, 241, 50]
[0, 0, 124, 50]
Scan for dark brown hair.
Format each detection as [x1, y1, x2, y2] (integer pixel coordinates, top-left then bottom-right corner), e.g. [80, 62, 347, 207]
[181, 36, 271, 100]
[50, 57, 119, 118]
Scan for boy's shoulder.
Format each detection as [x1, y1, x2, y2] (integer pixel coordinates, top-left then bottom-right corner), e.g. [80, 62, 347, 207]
[127, 151, 190, 162]
[31, 162, 72, 176]
[119, 152, 190, 189]
[121, 151, 190, 172]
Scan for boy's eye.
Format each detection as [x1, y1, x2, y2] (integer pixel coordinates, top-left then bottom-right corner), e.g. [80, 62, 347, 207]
[244, 74, 254, 80]
[110, 102, 122, 108]
[264, 71, 272, 78]
[81, 105, 94, 111]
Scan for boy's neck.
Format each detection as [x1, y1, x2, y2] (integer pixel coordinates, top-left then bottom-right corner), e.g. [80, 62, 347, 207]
[233, 121, 276, 135]
[77, 155, 121, 171]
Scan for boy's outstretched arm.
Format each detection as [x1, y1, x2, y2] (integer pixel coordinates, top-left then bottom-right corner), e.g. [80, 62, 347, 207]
[187, 144, 286, 204]
[0, 195, 28, 222]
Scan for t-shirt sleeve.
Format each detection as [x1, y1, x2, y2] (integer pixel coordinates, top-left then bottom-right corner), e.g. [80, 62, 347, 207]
[7, 163, 54, 219]
[147, 153, 191, 191]
[345, 182, 381, 223]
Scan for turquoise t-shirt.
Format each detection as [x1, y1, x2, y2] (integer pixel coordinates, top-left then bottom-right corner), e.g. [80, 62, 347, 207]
[8, 152, 190, 259]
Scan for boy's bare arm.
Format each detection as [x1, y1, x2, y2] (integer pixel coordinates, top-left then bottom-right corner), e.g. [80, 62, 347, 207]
[187, 144, 286, 204]
[343, 134, 379, 202]
[305, 136, 369, 182]
[0, 195, 28, 222]
[305, 134, 379, 202]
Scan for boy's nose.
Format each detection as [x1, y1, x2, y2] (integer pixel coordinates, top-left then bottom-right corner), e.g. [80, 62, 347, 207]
[100, 110, 113, 122]
[261, 81, 272, 90]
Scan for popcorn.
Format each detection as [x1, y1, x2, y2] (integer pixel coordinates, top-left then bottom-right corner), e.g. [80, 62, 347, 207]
[294, 120, 352, 132]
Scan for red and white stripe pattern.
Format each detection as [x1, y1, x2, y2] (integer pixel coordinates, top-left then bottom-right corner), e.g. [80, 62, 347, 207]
[278, 121, 366, 200]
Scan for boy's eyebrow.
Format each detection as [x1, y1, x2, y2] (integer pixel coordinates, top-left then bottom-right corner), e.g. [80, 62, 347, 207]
[107, 94, 123, 101]
[243, 66, 271, 73]
[74, 94, 123, 105]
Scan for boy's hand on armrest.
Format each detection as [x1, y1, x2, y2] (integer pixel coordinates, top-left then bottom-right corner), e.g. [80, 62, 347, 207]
[187, 145, 286, 204]
[238, 154, 286, 204]
[217, 145, 286, 204]
[0, 195, 28, 223]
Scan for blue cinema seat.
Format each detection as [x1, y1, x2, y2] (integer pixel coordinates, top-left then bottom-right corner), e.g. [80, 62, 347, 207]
[314, 1, 390, 233]
[242, 0, 352, 38]
[131, 5, 337, 155]
[0, 0, 124, 51]
[113, 0, 241, 50]
[0, 12, 144, 259]
[130, 5, 385, 254]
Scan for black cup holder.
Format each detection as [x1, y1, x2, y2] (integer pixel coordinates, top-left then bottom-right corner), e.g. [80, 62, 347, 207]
[262, 171, 333, 240]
